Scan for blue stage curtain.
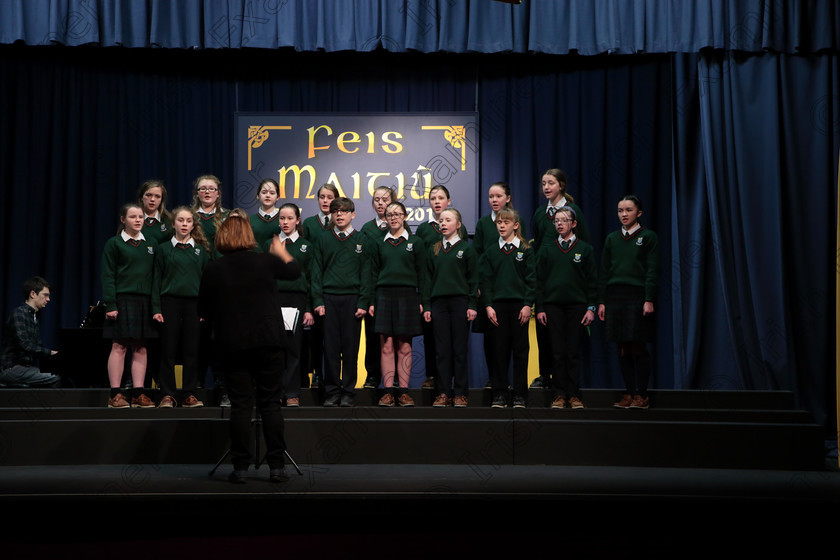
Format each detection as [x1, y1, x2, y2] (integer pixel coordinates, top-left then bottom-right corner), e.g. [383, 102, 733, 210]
[672, 52, 839, 427]
[1, 0, 837, 53]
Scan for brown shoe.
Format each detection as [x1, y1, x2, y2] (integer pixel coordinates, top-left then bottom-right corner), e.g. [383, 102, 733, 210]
[285, 397, 300, 407]
[613, 393, 633, 408]
[421, 377, 435, 389]
[569, 397, 585, 409]
[158, 395, 176, 408]
[378, 393, 395, 407]
[107, 393, 129, 409]
[453, 395, 468, 408]
[182, 395, 204, 408]
[550, 396, 567, 409]
[131, 394, 155, 408]
[432, 393, 451, 408]
[398, 393, 415, 407]
[629, 395, 650, 409]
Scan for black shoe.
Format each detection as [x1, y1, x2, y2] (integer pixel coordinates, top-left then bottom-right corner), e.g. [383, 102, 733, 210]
[310, 375, 322, 389]
[228, 469, 247, 484]
[529, 376, 548, 389]
[340, 394, 354, 407]
[363, 376, 377, 389]
[269, 468, 289, 483]
[491, 394, 507, 408]
[219, 393, 231, 408]
[323, 394, 340, 407]
[512, 396, 527, 409]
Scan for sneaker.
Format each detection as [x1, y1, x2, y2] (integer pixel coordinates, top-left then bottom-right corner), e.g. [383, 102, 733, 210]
[491, 394, 507, 408]
[182, 395, 204, 408]
[107, 393, 129, 409]
[569, 397, 585, 409]
[421, 377, 436, 389]
[310, 375, 322, 389]
[483, 379, 492, 389]
[629, 395, 650, 409]
[512, 396, 527, 409]
[285, 397, 300, 407]
[158, 395, 176, 408]
[323, 394, 340, 407]
[363, 376, 377, 389]
[131, 394, 155, 408]
[613, 393, 633, 409]
[432, 393, 451, 408]
[550, 396, 566, 409]
[378, 393, 395, 407]
[453, 395, 468, 408]
[219, 393, 231, 408]
[398, 393, 415, 407]
[340, 394, 354, 407]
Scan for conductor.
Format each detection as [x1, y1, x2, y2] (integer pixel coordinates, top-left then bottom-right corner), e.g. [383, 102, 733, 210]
[198, 212, 300, 483]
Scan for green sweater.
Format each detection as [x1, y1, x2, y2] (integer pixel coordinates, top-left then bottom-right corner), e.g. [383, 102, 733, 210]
[151, 239, 212, 314]
[197, 208, 229, 256]
[311, 228, 372, 309]
[531, 201, 590, 251]
[302, 213, 331, 244]
[250, 211, 281, 249]
[101, 234, 157, 311]
[141, 215, 173, 245]
[414, 220, 468, 249]
[478, 241, 536, 308]
[535, 236, 597, 311]
[261, 234, 314, 312]
[427, 238, 479, 309]
[598, 227, 660, 302]
[370, 234, 430, 308]
[473, 212, 527, 257]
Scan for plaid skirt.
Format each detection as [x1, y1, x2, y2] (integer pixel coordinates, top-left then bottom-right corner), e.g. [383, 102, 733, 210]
[374, 286, 422, 337]
[103, 294, 159, 341]
[603, 285, 655, 343]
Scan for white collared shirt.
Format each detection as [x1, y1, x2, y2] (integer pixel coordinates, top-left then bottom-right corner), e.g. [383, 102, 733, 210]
[498, 236, 521, 249]
[385, 229, 410, 242]
[121, 230, 146, 242]
[443, 234, 461, 248]
[259, 207, 279, 219]
[558, 234, 577, 246]
[334, 226, 355, 236]
[547, 198, 568, 215]
[375, 217, 388, 229]
[171, 236, 195, 247]
[622, 224, 642, 237]
[279, 231, 300, 243]
[145, 211, 161, 221]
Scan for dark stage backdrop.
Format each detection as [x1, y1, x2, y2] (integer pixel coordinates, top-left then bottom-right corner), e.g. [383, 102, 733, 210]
[0, 2, 838, 431]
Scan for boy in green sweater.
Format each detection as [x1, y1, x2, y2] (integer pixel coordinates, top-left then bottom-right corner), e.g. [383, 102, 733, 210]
[311, 197, 373, 407]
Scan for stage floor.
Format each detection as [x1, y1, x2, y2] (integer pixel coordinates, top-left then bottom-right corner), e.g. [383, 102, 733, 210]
[2, 462, 839, 557]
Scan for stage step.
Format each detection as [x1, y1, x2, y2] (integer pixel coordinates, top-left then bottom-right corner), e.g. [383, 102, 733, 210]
[0, 389, 824, 470]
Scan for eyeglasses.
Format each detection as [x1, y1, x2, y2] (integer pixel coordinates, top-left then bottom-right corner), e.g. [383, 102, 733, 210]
[198, 187, 218, 193]
[385, 212, 405, 218]
[331, 209, 352, 215]
[555, 218, 573, 224]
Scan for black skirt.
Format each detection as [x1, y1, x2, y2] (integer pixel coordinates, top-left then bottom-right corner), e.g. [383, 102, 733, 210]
[103, 294, 159, 341]
[374, 286, 423, 337]
[603, 285, 654, 343]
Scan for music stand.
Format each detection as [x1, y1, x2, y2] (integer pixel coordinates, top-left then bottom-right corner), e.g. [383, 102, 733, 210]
[209, 409, 303, 477]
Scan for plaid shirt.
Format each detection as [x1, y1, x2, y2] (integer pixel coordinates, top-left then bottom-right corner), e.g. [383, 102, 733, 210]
[1, 304, 49, 370]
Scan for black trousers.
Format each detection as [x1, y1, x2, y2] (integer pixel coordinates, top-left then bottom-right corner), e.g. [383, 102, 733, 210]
[222, 345, 287, 470]
[486, 300, 530, 399]
[158, 296, 201, 398]
[323, 293, 362, 396]
[542, 303, 586, 399]
[432, 296, 470, 397]
[277, 292, 306, 399]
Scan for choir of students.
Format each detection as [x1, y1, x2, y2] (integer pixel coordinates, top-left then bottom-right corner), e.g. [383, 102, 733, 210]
[101, 173, 659, 409]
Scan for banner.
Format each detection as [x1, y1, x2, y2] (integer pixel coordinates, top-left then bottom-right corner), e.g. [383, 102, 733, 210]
[234, 112, 480, 232]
